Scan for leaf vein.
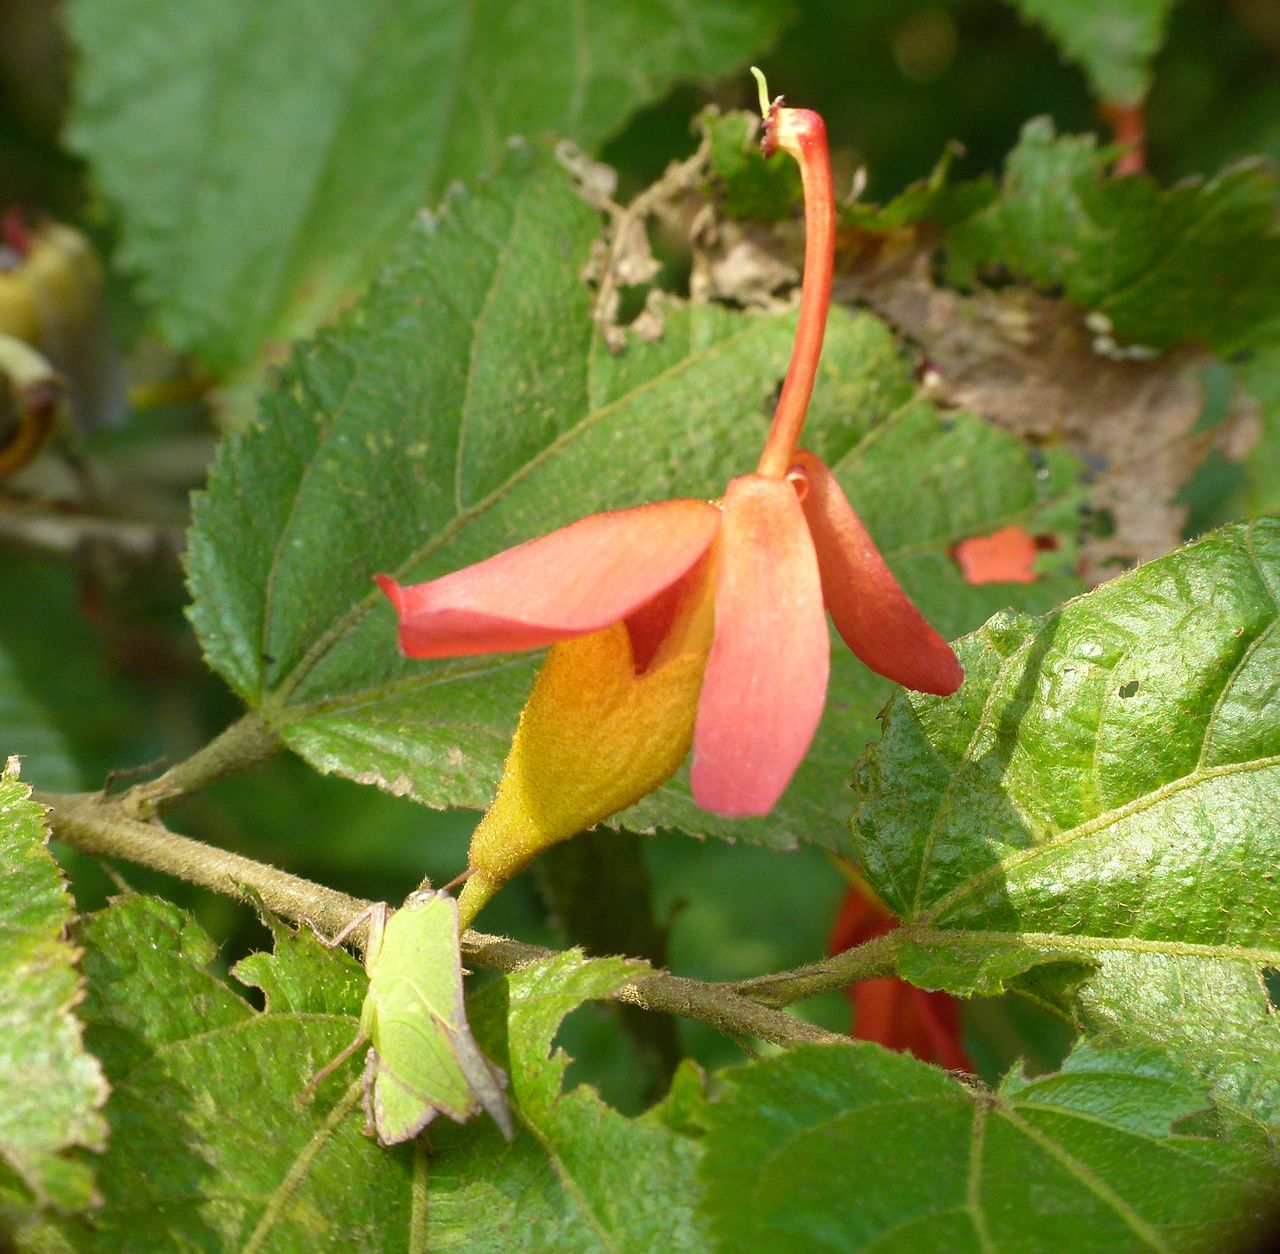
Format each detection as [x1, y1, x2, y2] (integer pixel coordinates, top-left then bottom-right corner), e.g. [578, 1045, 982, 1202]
[240, 1078, 364, 1254]
[453, 179, 536, 515]
[992, 1106, 1172, 1252]
[516, 1111, 621, 1253]
[282, 655, 534, 723]
[915, 927, 1280, 965]
[966, 1101, 996, 1253]
[1009, 1099, 1246, 1173]
[273, 316, 772, 703]
[1196, 606, 1276, 773]
[909, 631, 1044, 915]
[257, 340, 370, 694]
[921, 755, 1280, 923]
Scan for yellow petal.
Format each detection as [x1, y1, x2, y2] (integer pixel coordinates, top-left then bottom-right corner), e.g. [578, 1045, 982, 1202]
[464, 562, 715, 900]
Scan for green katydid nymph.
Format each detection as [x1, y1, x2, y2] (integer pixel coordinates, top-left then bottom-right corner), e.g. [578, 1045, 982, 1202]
[307, 888, 513, 1145]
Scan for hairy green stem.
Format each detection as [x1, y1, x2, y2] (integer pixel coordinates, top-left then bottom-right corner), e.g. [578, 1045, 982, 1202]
[727, 932, 900, 1006]
[41, 790, 869, 1049]
[45, 789, 368, 941]
[119, 709, 283, 819]
[461, 932, 847, 1048]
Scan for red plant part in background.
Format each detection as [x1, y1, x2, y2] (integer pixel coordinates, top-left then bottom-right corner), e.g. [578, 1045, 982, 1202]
[1101, 101, 1147, 177]
[952, 524, 1058, 585]
[1, 209, 32, 259]
[828, 884, 973, 1072]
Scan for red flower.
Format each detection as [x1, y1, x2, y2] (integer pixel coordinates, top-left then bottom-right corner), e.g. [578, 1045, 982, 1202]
[829, 882, 973, 1072]
[379, 448, 960, 816]
[378, 77, 963, 906]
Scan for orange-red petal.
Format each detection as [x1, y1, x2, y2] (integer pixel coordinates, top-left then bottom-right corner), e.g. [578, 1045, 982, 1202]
[691, 474, 829, 817]
[377, 500, 720, 659]
[829, 885, 973, 1072]
[952, 525, 1040, 585]
[849, 975, 973, 1072]
[792, 450, 963, 696]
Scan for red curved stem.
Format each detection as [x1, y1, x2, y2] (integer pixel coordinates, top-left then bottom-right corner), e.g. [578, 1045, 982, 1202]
[756, 107, 836, 479]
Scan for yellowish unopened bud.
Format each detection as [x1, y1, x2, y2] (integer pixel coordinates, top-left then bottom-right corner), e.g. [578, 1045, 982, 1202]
[0, 266, 39, 344]
[0, 222, 101, 348]
[22, 223, 102, 351]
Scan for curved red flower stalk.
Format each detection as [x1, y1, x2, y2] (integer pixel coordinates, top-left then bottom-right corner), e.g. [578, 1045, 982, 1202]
[378, 75, 962, 820]
[1101, 101, 1146, 177]
[754, 98, 834, 480]
[829, 881, 972, 1072]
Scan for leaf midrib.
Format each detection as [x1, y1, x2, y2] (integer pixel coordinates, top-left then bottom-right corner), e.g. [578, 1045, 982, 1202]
[908, 627, 1040, 916]
[240, 1077, 365, 1254]
[516, 1105, 622, 1254]
[1095, 172, 1262, 343]
[992, 1105, 1172, 1252]
[256, 0, 403, 357]
[917, 753, 1280, 925]
[743, 1084, 1176, 1252]
[258, 168, 538, 699]
[965, 1100, 996, 1254]
[912, 926, 1280, 966]
[109, 1009, 354, 1087]
[1011, 1096, 1243, 1174]
[1196, 544, 1279, 770]
[282, 653, 533, 723]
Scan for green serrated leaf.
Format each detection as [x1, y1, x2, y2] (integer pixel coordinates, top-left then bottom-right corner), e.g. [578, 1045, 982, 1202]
[538, 831, 681, 1108]
[947, 118, 1280, 358]
[1238, 346, 1280, 517]
[188, 148, 1083, 852]
[940, 119, 1280, 518]
[647, 1058, 711, 1138]
[61, 897, 701, 1250]
[450, 949, 706, 1252]
[700, 1040, 1276, 1253]
[232, 912, 366, 1018]
[66, 0, 785, 375]
[68, 897, 412, 1251]
[853, 518, 1280, 1131]
[707, 109, 996, 231]
[1006, 0, 1179, 104]
[0, 762, 106, 1223]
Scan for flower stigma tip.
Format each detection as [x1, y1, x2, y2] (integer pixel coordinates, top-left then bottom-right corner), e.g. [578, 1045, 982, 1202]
[750, 66, 784, 157]
[750, 66, 771, 119]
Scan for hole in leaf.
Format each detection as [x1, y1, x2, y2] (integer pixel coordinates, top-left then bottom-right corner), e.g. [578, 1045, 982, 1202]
[1265, 969, 1279, 1014]
[1119, 680, 1139, 699]
[556, 1000, 663, 1116]
[613, 284, 650, 326]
